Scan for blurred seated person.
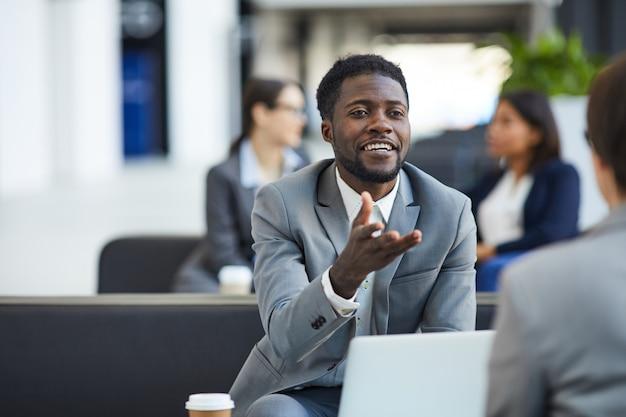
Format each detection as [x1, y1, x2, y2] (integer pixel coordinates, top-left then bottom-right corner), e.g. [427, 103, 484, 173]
[466, 90, 580, 291]
[487, 52, 626, 417]
[172, 78, 309, 293]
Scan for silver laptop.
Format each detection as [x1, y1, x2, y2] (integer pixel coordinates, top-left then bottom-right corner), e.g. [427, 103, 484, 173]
[338, 330, 495, 417]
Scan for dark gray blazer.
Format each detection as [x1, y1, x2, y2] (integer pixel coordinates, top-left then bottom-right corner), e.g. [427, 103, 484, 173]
[229, 159, 477, 416]
[172, 148, 308, 292]
[171, 153, 255, 292]
[487, 204, 626, 417]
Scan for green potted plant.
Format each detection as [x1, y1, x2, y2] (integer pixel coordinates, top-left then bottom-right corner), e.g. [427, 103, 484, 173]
[501, 29, 605, 96]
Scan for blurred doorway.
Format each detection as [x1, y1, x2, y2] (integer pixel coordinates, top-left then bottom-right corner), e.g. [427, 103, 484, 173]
[121, 0, 168, 158]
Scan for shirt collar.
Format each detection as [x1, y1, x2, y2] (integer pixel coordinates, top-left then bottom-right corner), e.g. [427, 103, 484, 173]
[239, 139, 304, 188]
[335, 167, 400, 224]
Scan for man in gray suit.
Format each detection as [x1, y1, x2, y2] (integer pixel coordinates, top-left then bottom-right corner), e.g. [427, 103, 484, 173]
[487, 54, 626, 416]
[230, 54, 477, 417]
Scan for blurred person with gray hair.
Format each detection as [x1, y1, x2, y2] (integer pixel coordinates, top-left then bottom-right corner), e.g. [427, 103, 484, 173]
[487, 52, 626, 417]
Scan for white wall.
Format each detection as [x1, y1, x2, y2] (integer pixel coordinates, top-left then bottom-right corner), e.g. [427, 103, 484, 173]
[167, 0, 238, 167]
[552, 96, 608, 230]
[0, 0, 53, 195]
[0, 161, 205, 296]
[50, 0, 123, 184]
[0, 0, 122, 197]
[0, 0, 124, 295]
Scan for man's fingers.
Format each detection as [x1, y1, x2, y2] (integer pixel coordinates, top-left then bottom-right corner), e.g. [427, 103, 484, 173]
[352, 191, 373, 227]
[377, 230, 401, 245]
[390, 230, 422, 255]
[379, 229, 422, 255]
[353, 222, 385, 240]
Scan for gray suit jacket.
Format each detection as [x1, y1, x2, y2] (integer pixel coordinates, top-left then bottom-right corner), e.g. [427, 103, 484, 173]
[230, 159, 477, 416]
[487, 204, 626, 417]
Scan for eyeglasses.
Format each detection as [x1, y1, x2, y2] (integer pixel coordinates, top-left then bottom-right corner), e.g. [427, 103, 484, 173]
[273, 103, 307, 118]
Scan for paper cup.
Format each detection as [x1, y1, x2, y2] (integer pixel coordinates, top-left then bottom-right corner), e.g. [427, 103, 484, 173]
[218, 265, 252, 295]
[186, 393, 234, 417]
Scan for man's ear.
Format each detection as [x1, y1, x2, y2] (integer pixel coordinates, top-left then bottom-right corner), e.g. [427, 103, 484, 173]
[591, 149, 619, 204]
[591, 149, 611, 176]
[321, 119, 333, 144]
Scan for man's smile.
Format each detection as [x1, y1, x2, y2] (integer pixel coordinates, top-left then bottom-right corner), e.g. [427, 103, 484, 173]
[359, 139, 398, 154]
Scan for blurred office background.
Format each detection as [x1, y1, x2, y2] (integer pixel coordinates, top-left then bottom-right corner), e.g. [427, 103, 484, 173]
[1, 0, 625, 295]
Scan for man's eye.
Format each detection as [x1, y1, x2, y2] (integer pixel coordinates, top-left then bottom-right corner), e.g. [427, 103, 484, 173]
[350, 110, 368, 117]
[389, 110, 405, 118]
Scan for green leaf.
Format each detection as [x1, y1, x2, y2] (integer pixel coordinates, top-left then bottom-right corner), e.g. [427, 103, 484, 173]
[497, 29, 607, 96]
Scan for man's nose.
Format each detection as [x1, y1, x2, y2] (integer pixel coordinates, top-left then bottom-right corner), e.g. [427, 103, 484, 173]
[368, 110, 392, 135]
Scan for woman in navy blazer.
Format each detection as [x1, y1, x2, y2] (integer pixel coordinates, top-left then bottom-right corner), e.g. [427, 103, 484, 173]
[466, 90, 580, 291]
[172, 78, 309, 292]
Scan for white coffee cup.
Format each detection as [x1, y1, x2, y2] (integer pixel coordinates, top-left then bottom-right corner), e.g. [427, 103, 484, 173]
[186, 393, 234, 417]
[218, 265, 252, 295]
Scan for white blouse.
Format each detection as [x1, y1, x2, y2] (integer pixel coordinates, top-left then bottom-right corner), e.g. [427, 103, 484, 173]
[477, 171, 534, 247]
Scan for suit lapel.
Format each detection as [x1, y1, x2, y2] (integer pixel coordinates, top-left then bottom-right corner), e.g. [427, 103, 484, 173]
[314, 163, 350, 256]
[373, 169, 421, 335]
[314, 164, 422, 335]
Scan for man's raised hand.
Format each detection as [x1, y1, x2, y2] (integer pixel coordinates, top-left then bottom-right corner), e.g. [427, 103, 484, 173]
[329, 191, 422, 298]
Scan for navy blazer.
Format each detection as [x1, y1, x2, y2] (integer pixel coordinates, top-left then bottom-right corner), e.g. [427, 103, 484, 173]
[466, 159, 580, 254]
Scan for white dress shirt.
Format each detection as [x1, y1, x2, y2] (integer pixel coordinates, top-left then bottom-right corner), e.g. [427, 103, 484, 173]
[477, 170, 533, 246]
[309, 169, 400, 387]
[239, 139, 304, 189]
[321, 169, 400, 315]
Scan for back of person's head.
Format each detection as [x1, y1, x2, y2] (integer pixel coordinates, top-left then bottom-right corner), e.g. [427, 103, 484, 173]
[499, 90, 561, 171]
[231, 77, 302, 154]
[587, 52, 626, 193]
[316, 54, 409, 120]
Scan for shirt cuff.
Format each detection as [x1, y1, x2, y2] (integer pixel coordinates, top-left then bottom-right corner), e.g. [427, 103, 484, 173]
[321, 267, 359, 317]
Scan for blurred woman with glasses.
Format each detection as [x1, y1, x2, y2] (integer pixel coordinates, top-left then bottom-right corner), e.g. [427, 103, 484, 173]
[467, 90, 580, 291]
[173, 78, 309, 292]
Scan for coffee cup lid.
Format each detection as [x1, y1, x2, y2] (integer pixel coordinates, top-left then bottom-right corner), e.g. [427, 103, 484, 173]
[218, 266, 252, 284]
[186, 393, 235, 411]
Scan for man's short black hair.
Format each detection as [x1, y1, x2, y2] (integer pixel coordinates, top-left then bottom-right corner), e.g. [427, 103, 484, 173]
[316, 54, 409, 120]
[587, 52, 626, 192]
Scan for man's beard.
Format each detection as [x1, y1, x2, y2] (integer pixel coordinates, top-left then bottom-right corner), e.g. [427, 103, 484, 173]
[335, 150, 404, 183]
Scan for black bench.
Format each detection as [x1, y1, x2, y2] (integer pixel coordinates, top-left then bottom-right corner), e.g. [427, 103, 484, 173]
[0, 294, 496, 417]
